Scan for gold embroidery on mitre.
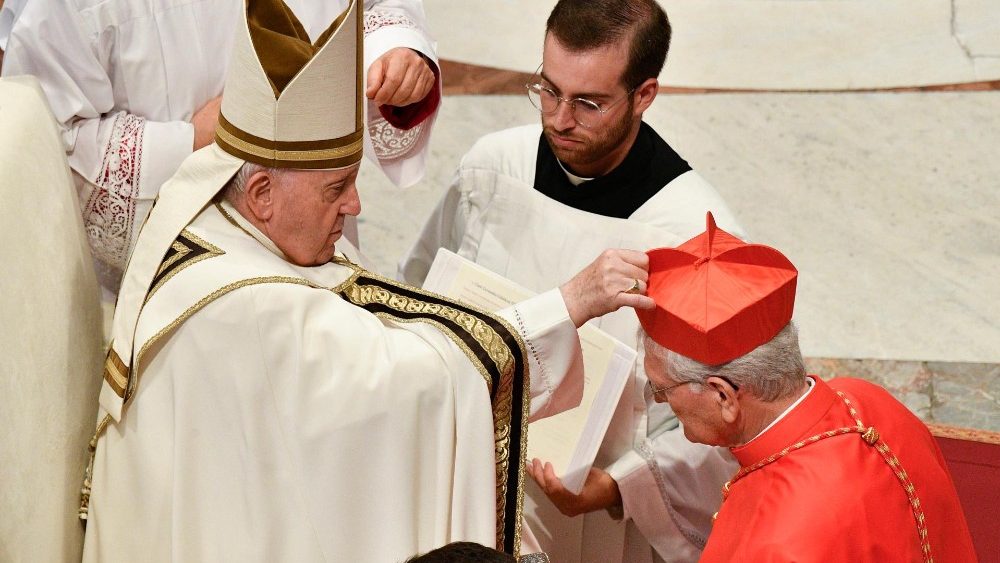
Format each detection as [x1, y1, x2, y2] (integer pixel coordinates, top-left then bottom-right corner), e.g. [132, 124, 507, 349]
[215, 124, 363, 163]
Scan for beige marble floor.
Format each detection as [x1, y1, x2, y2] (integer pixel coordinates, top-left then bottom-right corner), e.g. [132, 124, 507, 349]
[425, 0, 1000, 89]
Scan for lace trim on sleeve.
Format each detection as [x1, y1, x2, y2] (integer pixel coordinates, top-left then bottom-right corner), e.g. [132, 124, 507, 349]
[83, 112, 145, 271]
[639, 441, 709, 549]
[363, 9, 425, 162]
[363, 9, 417, 36]
[368, 113, 424, 161]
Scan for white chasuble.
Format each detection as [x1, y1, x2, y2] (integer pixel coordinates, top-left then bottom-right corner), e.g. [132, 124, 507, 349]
[82, 192, 584, 562]
[400, 124, 744, 563]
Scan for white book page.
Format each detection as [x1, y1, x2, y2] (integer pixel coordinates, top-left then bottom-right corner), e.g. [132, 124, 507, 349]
[423, 249, 636, 494]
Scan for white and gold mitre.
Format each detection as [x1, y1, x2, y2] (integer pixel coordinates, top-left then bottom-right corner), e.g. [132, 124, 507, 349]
[215, 0, 363, 169]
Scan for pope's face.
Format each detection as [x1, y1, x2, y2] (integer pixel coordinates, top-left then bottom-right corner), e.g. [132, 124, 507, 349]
[268, 165, 361, 266]
[643, 340, 731, 447]
[538, 33, 637, 176]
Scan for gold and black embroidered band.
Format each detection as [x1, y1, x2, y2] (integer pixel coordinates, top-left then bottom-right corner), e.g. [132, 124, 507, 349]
[146, 229, 225, 302]
[333, 259, 531, 557]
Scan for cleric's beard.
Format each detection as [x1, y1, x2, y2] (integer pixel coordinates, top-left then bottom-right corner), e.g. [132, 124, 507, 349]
[542, 99, 634, 175]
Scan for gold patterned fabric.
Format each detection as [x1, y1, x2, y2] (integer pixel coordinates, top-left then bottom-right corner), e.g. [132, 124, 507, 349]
[332, 258, 531, 556]
[147, 229, 225, 302]
[102, 347, 128, 398]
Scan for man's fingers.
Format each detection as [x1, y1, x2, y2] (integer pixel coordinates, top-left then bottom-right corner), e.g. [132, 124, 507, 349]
[387, 67, 420, 106]
[617, 293, 656, 311]
[616, 248, 649, 269]
[617, 278, 646, 295]
[376, 56, 407, 105]
[529, 458, 549, 490]
[598, 250, 648, 281]
[542, 462, 565, 493]
[386, 63, 434, 106]
[365, 58, 385, 99]
[619, 262, 648, 285]
[413, 71, 435, 102]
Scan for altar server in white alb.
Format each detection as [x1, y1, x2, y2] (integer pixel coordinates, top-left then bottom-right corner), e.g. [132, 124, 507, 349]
[400, 1, 746, 561]
[80, 1, 655, 561]
[2, 0, 440, 292]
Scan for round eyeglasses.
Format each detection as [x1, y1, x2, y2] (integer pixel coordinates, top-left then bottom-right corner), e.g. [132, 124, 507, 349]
[646, 379, 693, 399]
[646, 376, 741, 399]
[525, 72, 634, 129]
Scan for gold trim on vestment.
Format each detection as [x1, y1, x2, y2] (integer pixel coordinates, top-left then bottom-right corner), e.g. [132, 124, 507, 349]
[102, 346, 128, 397]
[146, 230, 225, 302]
[125, 276, 318, 405]
[216, 202, 251, 236]
[331, 257, 530, 556]
[717, 391, 935, 562]
[79, 414, 113, 521]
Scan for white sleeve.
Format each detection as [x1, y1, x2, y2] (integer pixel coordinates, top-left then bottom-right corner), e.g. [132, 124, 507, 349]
[0, 0, 27, 50]
[605, 429, 739, 561]
[498, 289, 585, 422]
[2, 3, 194, 269]
[362, 0, 441, 188]
[363, 0, 436, 62]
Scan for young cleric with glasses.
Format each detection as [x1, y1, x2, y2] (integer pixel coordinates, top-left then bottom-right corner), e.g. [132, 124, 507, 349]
[401, 1, 749, 562]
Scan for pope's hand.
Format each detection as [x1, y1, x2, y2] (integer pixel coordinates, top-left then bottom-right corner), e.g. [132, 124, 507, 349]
[559, 249, 655, 328]
[527, 459, 622, 517]
[366, 47, 436, 107]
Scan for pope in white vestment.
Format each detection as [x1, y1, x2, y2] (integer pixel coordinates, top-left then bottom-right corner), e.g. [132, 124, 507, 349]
[1, 0, 440, 291]
[401, 122, 746, 562]
[84, 164, 585, 561]
[80, 2, 654, 561]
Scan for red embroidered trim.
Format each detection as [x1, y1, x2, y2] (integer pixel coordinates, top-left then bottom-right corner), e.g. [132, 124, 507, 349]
[84, 112, 145, 271]
[363, 9, 435, 159]
[363, 10, 417, 36]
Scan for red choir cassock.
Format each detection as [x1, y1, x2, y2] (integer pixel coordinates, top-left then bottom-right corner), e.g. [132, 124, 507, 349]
[701, 375, 977, 562]
[639, 214, 977, 562]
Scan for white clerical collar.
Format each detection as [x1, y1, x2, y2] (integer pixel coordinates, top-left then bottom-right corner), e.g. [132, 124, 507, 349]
[216, 200, 287, 260]
[556, 158, 594, 186]
[744, 377, 816, 445]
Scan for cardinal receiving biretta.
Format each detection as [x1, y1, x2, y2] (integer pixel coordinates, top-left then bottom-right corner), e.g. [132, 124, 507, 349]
[637, 212, 798, 365]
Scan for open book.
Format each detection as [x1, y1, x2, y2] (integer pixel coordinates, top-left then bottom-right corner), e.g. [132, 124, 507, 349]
[423, 249, 636, 494]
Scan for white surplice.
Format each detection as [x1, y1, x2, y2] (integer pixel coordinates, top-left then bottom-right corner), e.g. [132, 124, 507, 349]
[0, 0, 27, 49]
[83, 144, 586, 562]
[400, 124, 745, 563]
[1, 0, 439, 288]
